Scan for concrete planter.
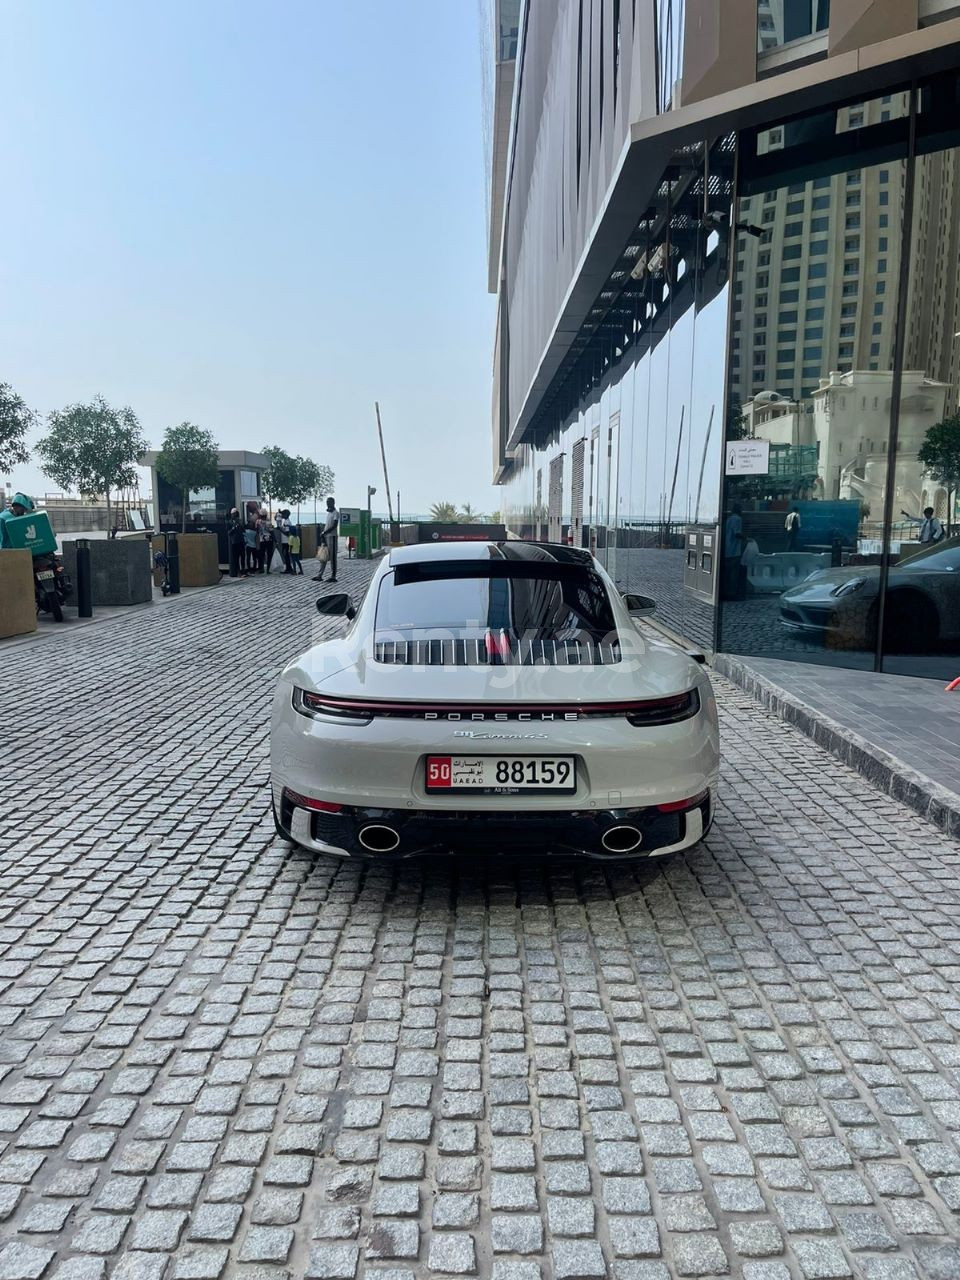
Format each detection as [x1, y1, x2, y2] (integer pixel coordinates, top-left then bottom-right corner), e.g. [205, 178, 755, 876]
[61, 537, 152, 606]
[0, 549, 38, 638]
[177, 533, 220, 587]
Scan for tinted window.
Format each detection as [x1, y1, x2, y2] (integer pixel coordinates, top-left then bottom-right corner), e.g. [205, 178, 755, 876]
[902, 540, 960, 573]
[375, 564, 618, 643]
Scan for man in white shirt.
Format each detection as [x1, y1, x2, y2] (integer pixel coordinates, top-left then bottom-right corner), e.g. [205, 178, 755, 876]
[784, 507, 801, 551]
[314, 497, 340, 583]
[276, 509, 293, 574]
[901, 506, 945, 545]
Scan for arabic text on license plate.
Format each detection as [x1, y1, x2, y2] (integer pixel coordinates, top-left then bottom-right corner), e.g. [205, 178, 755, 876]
[37, 571, 55, 580]
[426, 755, 576, 793]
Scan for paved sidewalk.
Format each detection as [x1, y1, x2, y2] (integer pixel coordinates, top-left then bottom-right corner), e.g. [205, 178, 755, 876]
[715, 655, 960, 837]
[1, 564, 960, 1280]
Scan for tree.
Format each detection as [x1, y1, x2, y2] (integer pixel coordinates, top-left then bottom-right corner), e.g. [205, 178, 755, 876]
[292, 456, 330, 516]
[430, 501, 458, 522]
[918, 414, 960, 534]
[154, 422, 220, 532]
[37, 395, 148, 533]
[262, 448, 335, 517]
[311, 463, 335, 503]
[308, 462, 336, 520]
[0, 382, 35, 474]
[459, 502, 479, 523]
[261, 446, 299, 509]
[726, 393, 750, 441]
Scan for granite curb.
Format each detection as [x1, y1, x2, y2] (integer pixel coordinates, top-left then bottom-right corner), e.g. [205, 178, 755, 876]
[713, 651, 960, 838]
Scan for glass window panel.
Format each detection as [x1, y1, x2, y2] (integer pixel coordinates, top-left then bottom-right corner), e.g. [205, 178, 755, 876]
[722, 143, 907, 672]
[882, 138, 960, 676]
[757, 0, 830, 54]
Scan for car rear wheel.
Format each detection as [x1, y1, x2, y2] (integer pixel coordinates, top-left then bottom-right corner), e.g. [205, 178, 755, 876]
[884, 591, 938, 654]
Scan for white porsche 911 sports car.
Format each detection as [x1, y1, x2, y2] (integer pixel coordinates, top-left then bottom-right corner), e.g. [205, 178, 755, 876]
[270, 541, 719, 859]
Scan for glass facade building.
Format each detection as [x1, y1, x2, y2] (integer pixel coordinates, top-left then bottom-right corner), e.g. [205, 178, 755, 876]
[493, 4, 960, 682]
[758, 1, 830, 53]
[718, 76, 960, 678]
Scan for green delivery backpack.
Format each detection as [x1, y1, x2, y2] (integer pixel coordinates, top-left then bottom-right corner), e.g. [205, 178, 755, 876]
[4, 510, 58, 556]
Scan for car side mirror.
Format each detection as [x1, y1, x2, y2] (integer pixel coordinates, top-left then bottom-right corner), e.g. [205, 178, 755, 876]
[316, 593, 356, 620]
[623, 592, 657, 618]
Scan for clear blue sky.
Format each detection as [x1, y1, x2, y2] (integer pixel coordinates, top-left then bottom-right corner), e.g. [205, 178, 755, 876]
[0, 0, 499, 516]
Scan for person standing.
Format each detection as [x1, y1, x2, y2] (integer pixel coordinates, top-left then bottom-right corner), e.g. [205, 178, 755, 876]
[784, 506, 801, 551]
[276, 509, 293, 574]
[243, 519, 258, 574]
[723, 504, 744, 600]
[256, 508, 272, 573]
[314, 497, 340, 583]
[227, 508, 246, 578]
[901, 506, 946, 545]
[288, 523, 304, 575]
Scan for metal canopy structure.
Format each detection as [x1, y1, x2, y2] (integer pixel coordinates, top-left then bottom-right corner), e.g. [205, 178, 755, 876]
[501, 21, 960, 463]
[523, 134, 737, 452]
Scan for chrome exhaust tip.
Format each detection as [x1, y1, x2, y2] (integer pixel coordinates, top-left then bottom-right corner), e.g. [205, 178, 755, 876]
[601, 825, 643, 854]
[357, 824, 401, 853]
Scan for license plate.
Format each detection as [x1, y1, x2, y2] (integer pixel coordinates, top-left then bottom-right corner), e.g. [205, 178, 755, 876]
[36, 571, 55, 580]
[426, 755, 576, 794]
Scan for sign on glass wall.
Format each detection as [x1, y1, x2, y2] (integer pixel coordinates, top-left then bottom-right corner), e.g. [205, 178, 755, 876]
[725, 441, 770, 475]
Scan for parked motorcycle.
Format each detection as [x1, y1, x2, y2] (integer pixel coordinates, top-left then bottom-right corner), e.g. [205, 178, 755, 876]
[33, 552, 72, 622]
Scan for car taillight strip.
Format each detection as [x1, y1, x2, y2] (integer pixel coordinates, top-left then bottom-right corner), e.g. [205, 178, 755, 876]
[294, 688, 701, 721]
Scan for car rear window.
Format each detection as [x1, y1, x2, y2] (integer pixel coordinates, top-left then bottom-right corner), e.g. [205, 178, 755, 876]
[373, 561, 621, 664]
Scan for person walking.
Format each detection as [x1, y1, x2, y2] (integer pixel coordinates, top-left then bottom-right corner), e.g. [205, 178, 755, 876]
[227, 508, 246, 578]
[288, 523, 304, 575]
[314, 496, 340, 583]
[784, 506, 801, 551]
[901, 506, 946, 545]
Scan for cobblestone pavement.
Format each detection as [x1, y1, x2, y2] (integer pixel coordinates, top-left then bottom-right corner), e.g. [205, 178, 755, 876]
[2, 561, 959, 1280]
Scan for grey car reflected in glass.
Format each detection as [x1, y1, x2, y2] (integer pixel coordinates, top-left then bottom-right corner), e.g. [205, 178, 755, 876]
[779, 537, 960, 651]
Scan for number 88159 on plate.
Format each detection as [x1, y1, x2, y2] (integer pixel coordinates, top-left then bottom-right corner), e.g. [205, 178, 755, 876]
[426, 755, 576, 794]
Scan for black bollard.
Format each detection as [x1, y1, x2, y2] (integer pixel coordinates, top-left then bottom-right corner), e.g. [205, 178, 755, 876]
[167, 533, 181, 595]
[76, 538, 93, 618]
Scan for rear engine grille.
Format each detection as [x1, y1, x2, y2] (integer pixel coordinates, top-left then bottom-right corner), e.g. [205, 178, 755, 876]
[374, 637, 621, 665]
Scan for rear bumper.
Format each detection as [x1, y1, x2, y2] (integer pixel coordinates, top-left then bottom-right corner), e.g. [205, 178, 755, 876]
[276, 790, 712, 860]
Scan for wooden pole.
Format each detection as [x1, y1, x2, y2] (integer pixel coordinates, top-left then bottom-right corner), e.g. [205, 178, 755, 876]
[375, 401, 397, 539]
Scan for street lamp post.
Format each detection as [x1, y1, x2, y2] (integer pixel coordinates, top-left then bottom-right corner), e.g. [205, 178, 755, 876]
[367, 485, 377, 559]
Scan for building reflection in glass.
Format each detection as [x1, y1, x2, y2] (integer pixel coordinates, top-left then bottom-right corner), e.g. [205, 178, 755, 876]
[720, 84, 960, 677]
